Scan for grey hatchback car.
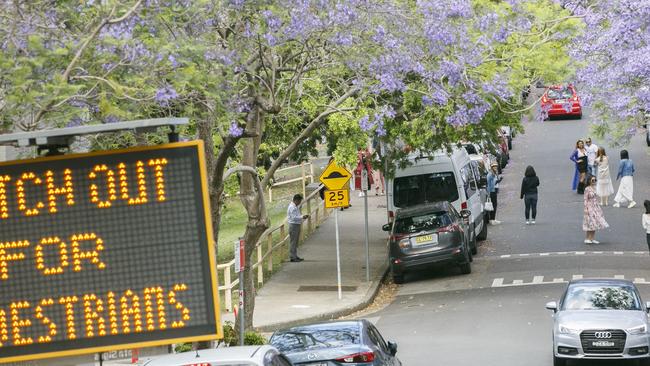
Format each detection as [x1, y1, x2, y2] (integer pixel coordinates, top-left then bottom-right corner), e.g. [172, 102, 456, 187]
[546, 279, 650, 366]
[383, 202, 472, 284]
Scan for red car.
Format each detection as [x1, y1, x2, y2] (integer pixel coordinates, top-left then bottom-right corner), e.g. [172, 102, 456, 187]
[541, 84, 582, 119]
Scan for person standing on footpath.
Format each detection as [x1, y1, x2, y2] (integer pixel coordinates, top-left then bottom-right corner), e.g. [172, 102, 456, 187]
[613, 149, 636, 208]
[287, 194, 309, 262]
[583, 176, 609, 244]
[570, 139, 588, 194]
[595, 147, 614, 206]
[643, 200, 650, 252]
[487, 162, 502, 225]
[520, 165, 540, 225]
[585, 137, 599, 178]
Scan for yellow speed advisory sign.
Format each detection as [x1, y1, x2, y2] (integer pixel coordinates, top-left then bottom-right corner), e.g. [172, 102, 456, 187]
[324, 189, 350, 208]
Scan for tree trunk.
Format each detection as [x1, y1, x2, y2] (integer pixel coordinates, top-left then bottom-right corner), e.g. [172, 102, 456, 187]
[235, 104, 270, 334]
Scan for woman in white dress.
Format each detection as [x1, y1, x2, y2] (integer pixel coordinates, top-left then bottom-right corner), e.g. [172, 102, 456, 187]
[595, 147, 614, 206]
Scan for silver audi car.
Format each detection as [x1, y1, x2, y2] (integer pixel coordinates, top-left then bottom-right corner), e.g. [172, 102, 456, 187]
[546, 279, 650, 366]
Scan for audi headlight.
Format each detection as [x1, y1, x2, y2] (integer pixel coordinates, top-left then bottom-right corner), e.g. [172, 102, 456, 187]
[558, 325, 581, 334]
[628, 325, 647, 335]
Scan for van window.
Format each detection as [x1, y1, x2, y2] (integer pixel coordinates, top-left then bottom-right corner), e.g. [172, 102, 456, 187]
[460, 165, 477, 198]
[394, 172, 459, 207]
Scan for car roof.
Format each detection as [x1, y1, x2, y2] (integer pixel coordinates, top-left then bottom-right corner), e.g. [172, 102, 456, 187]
[277, 320, 364, 333]
[141, 346, 273, 365]
[568, 278, 636, 287]
[395, 202, 450, 217]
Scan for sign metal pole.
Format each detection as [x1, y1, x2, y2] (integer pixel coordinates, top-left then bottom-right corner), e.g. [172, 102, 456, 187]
[361, 168, 370, 282]
[335, 209, 342, 300]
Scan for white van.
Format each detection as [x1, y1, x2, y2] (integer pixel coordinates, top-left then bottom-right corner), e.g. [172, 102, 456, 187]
[386, 148, 488, 253]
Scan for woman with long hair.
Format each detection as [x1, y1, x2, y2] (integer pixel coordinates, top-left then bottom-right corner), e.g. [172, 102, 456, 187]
[583, 176, 609, 244]
[595, 147, 614, 206]
[570, 139, 588, 194]
[613, 149, 636, 208]
[520, 165, 540, 225]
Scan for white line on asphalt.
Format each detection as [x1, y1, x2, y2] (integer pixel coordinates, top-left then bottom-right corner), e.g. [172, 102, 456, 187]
[483, 251, 649, 260]
[540, 253, 550, 256]
[593, 251, 603, 254]
[575, 251, 585, 255]
[614, 251, 624, 255]
[490, 276, 650, 288]
[500, 255, 511, 258]
[635, 251, 646, 255]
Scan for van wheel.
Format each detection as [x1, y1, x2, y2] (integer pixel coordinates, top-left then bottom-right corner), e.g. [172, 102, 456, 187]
[470, 229, 478, 255]
[393, 274, 404, 284]
[477, 216, 488, 241]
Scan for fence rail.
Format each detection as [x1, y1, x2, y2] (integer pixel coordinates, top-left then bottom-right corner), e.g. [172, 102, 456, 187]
[218, 187, 330, 312]
[268, 162, 315, 202]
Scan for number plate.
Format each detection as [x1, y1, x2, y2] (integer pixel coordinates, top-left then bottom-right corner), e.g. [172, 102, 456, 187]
[592, 341, 615, 347]
[414, 234, 437, 245]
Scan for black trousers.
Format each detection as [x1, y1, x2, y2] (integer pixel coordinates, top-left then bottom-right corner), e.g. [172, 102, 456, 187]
[647, 234, 650, 252]
[524, 194, 538, 220]
[489, 192, 498, 220]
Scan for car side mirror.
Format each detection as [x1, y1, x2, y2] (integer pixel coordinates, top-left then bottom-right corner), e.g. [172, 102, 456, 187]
[387, 341, 398, 356]
[382, 223, 392, 232]
[545, 301, 558, 313]
[645, 301, 650, 313]
[460, 210, 471, 220]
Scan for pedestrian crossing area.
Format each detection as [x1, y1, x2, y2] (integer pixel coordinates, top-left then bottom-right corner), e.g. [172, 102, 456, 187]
[494, 250, 648, 259]
[491, 274, 650, 288]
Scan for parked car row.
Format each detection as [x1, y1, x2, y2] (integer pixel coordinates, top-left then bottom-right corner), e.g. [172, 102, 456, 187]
[382, 129, 514, 284]
[140, 320, 401, 366]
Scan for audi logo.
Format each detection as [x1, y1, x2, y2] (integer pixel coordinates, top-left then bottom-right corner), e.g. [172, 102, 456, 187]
[594, 332, 612, 339]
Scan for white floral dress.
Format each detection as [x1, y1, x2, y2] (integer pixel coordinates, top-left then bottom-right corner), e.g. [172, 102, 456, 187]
[583, 186, 609, 231]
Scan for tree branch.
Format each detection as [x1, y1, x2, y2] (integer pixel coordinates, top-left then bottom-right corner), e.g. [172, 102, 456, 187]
[261, 85, 359, 188]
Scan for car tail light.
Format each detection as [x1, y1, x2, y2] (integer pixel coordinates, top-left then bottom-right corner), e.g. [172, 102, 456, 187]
[336, 351, 376, 363]
[573, 95, 578, 101]
[389, 234, 407, 242]
[542, 96, 548, 104]
[398, 238, 411, 249]
[388, 210, 394, 222]
[437, 224, 461, 233]
[461, 201, 468, 210]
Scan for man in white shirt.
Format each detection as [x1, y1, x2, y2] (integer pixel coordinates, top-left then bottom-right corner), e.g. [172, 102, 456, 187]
[287, 194, 309, 262]
[585, 137, 599, 177]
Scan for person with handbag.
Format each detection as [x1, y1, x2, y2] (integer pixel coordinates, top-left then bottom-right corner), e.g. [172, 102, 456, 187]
[520, 165, 540, 225]
[487, 162, 502, 225]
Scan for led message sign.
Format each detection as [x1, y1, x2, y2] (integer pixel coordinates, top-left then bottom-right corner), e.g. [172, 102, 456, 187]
[0, 141, 221, 363]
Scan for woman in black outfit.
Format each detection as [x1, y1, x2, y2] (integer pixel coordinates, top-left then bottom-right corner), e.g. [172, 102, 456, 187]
[521, 165, 540, 225]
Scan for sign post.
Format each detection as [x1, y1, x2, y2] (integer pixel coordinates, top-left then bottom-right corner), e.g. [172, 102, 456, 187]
[318, 160, 352, 300]
[361, 168, 370, 282]
[234, 238, 245, 346]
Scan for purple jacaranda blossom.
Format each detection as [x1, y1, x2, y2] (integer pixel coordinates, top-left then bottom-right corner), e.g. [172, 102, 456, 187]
[359, 115, 372, 131]
[104, 115, 120, 124]
[229, 121, 244, 137]
[66, 116, 84, 128]
[262, 10, 282, 31]
[422, 95, 434, 106]
[168, 55, 179, 68]
[155, 85, 179, 107]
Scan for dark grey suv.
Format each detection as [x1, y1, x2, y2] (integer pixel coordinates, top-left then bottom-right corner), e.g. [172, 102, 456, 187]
[383, 202, 472, 284]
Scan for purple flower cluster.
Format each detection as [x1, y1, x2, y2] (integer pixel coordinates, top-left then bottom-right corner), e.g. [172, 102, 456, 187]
[229, 121, 244, 137]
[154, 85, 179, 107]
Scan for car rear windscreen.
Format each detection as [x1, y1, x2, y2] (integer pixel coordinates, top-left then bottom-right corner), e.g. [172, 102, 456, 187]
[562, 285, 641, 311]
[547, 88, 573, 100]
[394, 211, 452, 234]
[270, 325, 361, 353]
[394, 172, 458, 208]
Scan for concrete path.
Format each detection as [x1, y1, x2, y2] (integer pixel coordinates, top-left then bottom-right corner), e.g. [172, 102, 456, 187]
[252, 193, 389, 331]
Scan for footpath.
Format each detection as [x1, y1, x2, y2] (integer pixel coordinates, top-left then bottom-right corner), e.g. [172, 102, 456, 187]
[248, 193, 389, 331]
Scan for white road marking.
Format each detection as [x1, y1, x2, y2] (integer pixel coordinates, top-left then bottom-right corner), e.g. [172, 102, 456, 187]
[614, 275, 625, 279]
[540, 253, 550, 256]
[635, 278, 646, 283]
[575, 251, 585, 255]
[500, 255, 511, 258]
[553, 278, 564, 283]
[614, 251, 624, 255]
[572, 274, 583, 280]
[491, 275, 650, 288]
[533, 276, 544, 284]
[492, 278, 504, 287]
[513, 279, 523, 285]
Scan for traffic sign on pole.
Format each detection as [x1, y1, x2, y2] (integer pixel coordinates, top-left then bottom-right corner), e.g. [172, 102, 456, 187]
[324, 189, 350, 208]
[319, 160, 352, 190]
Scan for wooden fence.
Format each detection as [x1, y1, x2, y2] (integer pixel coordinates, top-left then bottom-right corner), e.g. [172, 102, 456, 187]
[268, 162, 315, 202]
[217, 187, 330, 312]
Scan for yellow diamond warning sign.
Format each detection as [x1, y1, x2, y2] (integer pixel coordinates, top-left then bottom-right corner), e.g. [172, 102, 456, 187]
[319, 161, 352, 190]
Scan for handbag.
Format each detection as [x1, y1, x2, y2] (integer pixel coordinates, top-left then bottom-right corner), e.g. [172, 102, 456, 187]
[484, 197, 494, 211]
